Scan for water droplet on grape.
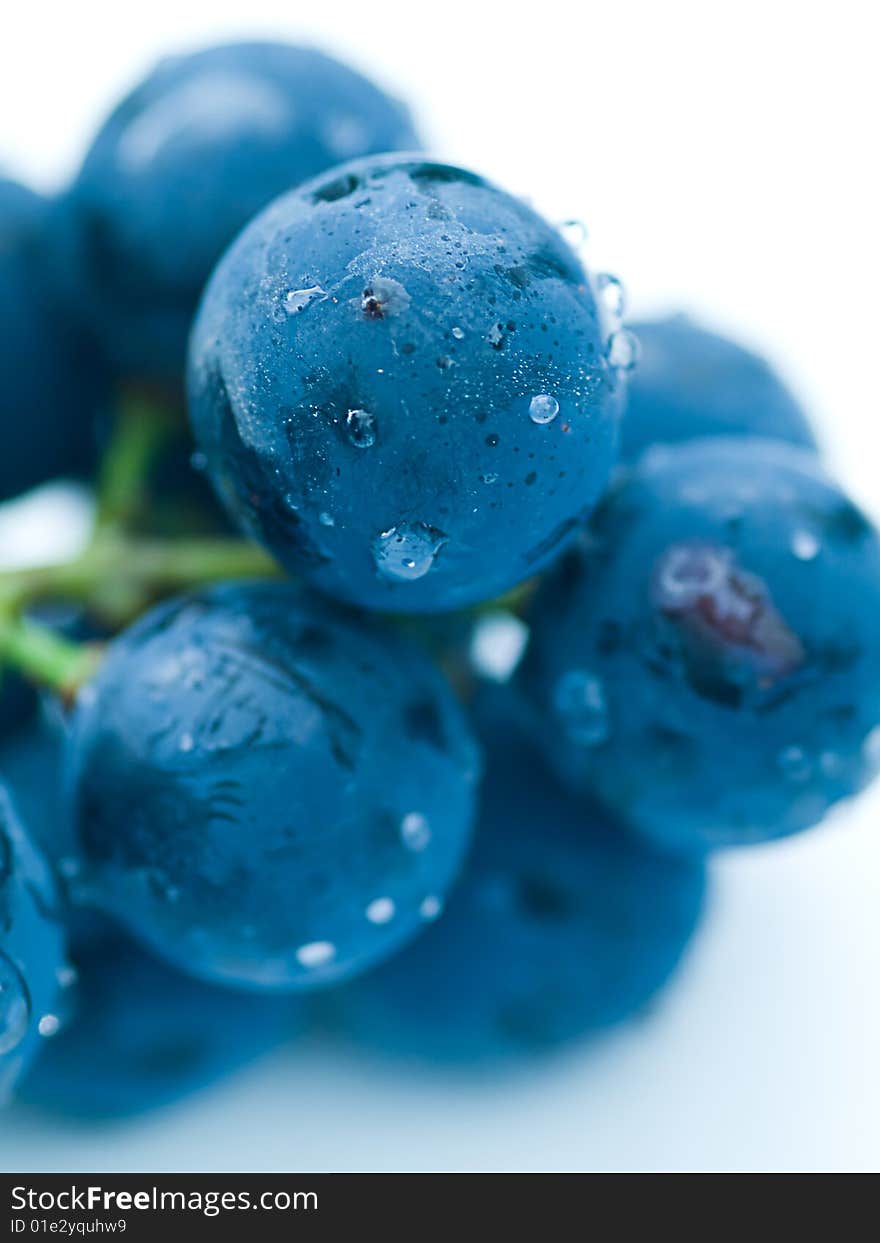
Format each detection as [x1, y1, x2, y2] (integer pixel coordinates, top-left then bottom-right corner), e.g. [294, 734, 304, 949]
[607, 329, 640, 371]
[372, 523, 447, 582]
[553, 669, 610, 746]
[0, 952, 30, 1057]
[284, 285, 326, 314]
[365, 897, 396, 925]
[38, 1014, 61, 1039]
[319, 512, 335, 527]
[792, 530, 820, 561]
[529, 394, 560, 425]
[777, 745, 812, 782]
[400, 812, 431, 852]
[451, 326, 465, 340]
[557, 219, 588, 251]
[296, 941, 336, 968]
[419, 895, 443, 921]
[595, 272, 626, 319]
[346, 409, 377, 448]
[179, 732, 195, 753]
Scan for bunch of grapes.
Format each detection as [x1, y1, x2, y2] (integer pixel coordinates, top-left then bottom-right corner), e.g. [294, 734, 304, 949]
[2, 41, 877, 1118]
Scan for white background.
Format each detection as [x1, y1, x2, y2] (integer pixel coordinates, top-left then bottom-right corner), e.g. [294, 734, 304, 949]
[1, 0, 878, 1172]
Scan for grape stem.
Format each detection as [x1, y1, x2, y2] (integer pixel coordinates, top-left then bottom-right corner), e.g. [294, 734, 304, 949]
[0, 613, 103, 702]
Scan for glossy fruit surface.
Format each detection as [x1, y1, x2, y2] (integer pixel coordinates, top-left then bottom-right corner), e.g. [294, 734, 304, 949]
[188, 155, 625, 612]
[337, 704, 705, 1063]
[66, 582, 479, 990]
[0, 786, 65, 1101]
[22, 917, 300, 1118]
[53, 42, 420, 381]
[621, 315, 817, 464]
[516, 438, 880, 851]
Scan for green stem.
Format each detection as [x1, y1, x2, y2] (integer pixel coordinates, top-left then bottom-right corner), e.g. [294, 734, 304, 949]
[0, 614, 103, 700]
[0, 535, 281, 626]
[95, 392, 177, 535]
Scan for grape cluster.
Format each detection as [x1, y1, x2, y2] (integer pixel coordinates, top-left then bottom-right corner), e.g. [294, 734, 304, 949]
[0, 39, 876, 1117]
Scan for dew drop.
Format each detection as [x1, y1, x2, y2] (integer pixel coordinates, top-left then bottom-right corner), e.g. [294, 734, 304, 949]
[284, 285, 327, 315]
[319, 512, 335, 527]
[296, 941, 336, 969]
[372, 522, 447, 582]
[179, 731, 195, 753]
[553, 669, 610, 746]
[452, 327, 465, 340]
[596, 272, 626, 319]
[346, 408, 377, 448]
[777, 745, 812, 783]
[792, 530, 820, 561]
[55, 965, 78, 990]
[557, 219, 588, 251]
[0, 953, 30, 1057]
[607, 329, 640, 371]
[863, 726, 880, 768]
[419, 895, 443, 921]
[400, 812, 431, 852]
[365, 897, 396, 925]
[487, 322, 505, 349]
[529, 394, 560, 425]
[38, 1014, 61, 1039]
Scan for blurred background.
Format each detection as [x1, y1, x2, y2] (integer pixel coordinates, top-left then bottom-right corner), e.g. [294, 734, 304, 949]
[1, 0, 877, 1172]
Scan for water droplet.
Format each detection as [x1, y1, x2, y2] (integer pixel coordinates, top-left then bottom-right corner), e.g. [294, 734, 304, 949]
[372, 523, 447, 582]
[792, 530, 820, 561]
[529, 394, 560, 425]
[419, 895, 443, 921]
[365, 897, 396, 925]
[55, 965, 78, 990]
[607, 329, 640, 371]
[296, 941, 336, 969]
[777, 745, 812, 782]
[452, 327, 465, 340]
[38, 1014, 61, 1039]
[319, 512, 335, 527]
[284, 285, 326, 314]
[346, 408, 377, 448]
[557, 219, 588, 251]
[596, 272, 626, 319]
[863, 725, 880, 767]
[553, 669, 610, 746]
[400, 812, 431, 852]
[480, 472, 498, 485]
[0, 953, 30, 1057]
[190, 451, 207, 472]
[469, 612, 530, 683]
[487, 322, 505, 349]
[179, 732, 195, 753]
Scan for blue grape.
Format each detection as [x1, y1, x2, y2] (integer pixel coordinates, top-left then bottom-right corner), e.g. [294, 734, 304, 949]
[0, 785, 66, 1102]
[66, 582, 479, 991]
[53, 42, 420, 382]
[336, 704, 705, 1063]
[188, 155, 624, 613]
[22, 917, 301, 1119]
[0, 177, 108, 502]
[515, 438, 880, 852]
[621, 315, 817, 463]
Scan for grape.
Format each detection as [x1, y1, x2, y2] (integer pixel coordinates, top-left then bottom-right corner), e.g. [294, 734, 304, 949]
[22, 917, 301, 1119]
[188, 155, 623, 613]
[515, 438, 880, 852]
[0, 177, 108, 503]
[0, 785, 65, 1101]
[52, 42, 420, 382]
[66, 582, 479, 990]
[335, 703, 705, 1062]
[621, 315, 817, 463]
